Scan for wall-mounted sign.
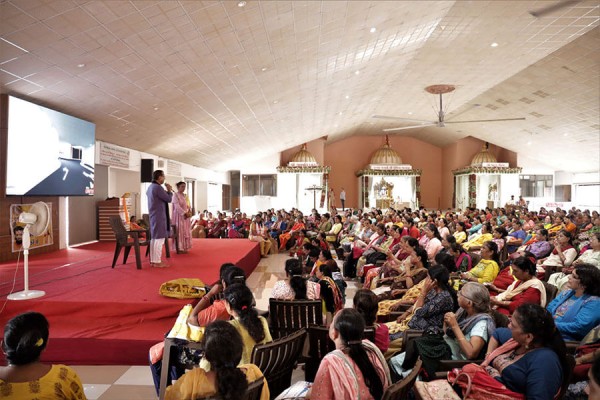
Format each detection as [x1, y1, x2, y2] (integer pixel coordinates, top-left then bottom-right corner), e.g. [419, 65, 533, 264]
[98, 142, 130, 168]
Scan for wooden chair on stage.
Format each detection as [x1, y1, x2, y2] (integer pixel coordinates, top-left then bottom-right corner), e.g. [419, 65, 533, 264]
[108, 215, 149, 270]
[251, 328, 307, 399]
[268, 299, 323, 339]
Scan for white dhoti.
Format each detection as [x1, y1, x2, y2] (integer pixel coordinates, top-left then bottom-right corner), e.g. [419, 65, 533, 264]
[150, 238, 165, 263]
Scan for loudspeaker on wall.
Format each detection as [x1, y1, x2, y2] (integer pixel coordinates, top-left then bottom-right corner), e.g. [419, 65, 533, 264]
[141, 159, 154, 182]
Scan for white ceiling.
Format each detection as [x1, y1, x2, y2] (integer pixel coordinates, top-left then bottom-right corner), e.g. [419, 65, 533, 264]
[1, 0, 599, 172]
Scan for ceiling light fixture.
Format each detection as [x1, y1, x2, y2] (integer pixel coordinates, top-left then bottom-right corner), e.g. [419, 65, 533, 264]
[408, 112, 413, 115]
[237, 1, 246, 7]
[491, 42, 499, 47]
[77, 63, 85, 68]
[370, 27, 376, 33]
[355, 70, 360, 75]
[153, 107, 159, 111]
[261, 67, 267, 71]
[527, 141, 532, 145]
[345, 95, 350, 99]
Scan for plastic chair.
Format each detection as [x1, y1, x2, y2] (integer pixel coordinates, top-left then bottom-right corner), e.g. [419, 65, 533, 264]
[108, 215, 149, 269]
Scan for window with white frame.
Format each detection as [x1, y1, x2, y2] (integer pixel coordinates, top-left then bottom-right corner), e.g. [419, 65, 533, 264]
[520, 175, 553, 198]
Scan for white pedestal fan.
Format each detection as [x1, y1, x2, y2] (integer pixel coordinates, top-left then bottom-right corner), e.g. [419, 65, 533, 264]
[8, 201, 50, 300]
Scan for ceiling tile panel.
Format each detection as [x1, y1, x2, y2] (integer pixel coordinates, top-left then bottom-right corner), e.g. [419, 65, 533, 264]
[0, 0, 598, 171]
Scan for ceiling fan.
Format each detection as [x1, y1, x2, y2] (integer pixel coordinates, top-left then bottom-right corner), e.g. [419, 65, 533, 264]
[529, 0, 582, 18]
[372, 85, 525, 132]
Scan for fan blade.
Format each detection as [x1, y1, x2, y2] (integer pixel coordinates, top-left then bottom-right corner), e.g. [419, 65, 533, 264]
[383, 123, 437, 132]
[530, 0, 581, 17]
[445, 117, 526, 124]
[371, 115, 434, 124]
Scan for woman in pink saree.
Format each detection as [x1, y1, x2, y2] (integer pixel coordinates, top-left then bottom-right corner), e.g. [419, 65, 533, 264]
[308, 309, 390, 400]
[172, 182, 192, 253]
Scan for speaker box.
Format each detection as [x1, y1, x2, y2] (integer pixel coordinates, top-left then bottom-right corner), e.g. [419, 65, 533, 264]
[141, 159, 154, 182]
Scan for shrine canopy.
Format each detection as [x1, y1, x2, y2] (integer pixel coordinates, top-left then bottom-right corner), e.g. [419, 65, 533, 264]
[356, 136, 421, 210]
[452, 143, 522, 210]
[276, 144, 331, 174]
[276, 144, 330, 213]
[452, 142, 522, 176]
[355, 136, 421, 177]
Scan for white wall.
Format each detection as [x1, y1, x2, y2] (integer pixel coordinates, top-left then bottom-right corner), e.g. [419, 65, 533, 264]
[239, 153, 281, 214]
[62, 141, 230, 245]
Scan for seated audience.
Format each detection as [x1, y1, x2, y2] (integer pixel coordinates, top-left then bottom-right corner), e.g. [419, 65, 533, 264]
[537, 229, 577, 278]
[453, 221, 467, 244]
[271, 258, 320, 300]
[390, 282, 495, 379]
[0, 312, 86, 400]
[316, 263, 344, 324]
[423, 223, 443, 262]
[465, 304, 567, 400]
[188, 265, 245, 326]
[165, 320, 269, 400]
[462, 222, 493, 251]
[386, 265, 458, 340]
[353, 289, 390, 353]
[449, 242, 472, 273]
[490, 256, 546, 316]
[218, 283, 272, 367]
[547, 264, 600, 341]
[248, 215, 271, 257]
[151, 264, 245, 393]
[326, 215, 343, 243]
[520, 228, 553, 259]
[307, 309, 390, 400]
[548, 231, 600, 291]
[460, 240, 500, 284]
[278, 216, 305, 250]
[505, 219, 526, 253]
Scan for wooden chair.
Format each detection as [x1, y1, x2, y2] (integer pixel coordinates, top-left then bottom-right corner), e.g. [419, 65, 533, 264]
[544, 280, 559, 303]
[251, 328, 307, 399]
[556, 355, 576, 400]
[198, 378, 264, 400]
[304, 324, 375, 382]
[268, 299, 323, 339]
[382, 358, 423, 400]
[108, 215, 149, 269]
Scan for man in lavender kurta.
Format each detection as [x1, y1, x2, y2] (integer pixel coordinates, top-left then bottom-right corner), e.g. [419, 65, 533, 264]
[147, 170, 173, 267]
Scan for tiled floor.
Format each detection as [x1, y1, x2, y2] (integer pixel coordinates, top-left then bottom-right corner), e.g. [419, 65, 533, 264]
[75, 253, 361, 399]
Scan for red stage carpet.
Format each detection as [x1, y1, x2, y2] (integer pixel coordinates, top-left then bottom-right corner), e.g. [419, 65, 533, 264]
[0, 239, 260, 365]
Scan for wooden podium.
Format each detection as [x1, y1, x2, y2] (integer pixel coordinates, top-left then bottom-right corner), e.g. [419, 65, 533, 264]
[97, 199, 121, 241]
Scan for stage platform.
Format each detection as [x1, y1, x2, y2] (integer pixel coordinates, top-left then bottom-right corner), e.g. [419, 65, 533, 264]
[0, 239, 260, 365]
